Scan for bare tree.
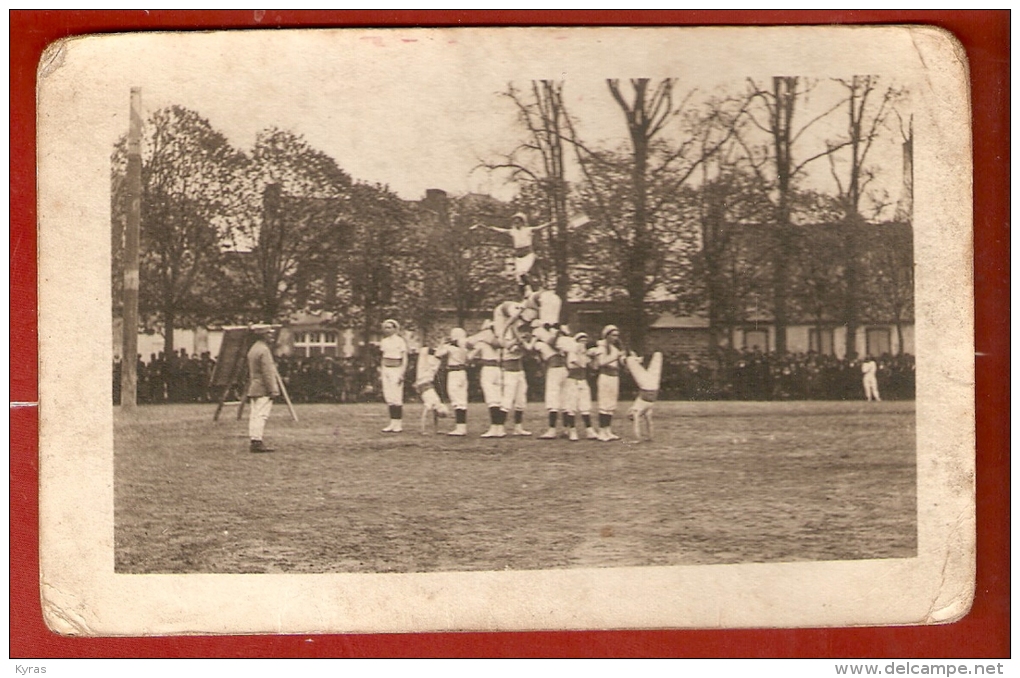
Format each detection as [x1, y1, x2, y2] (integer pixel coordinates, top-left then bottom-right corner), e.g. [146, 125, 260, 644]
[604, 78, 674, 351]
[737, 77, 850, 355]
[568, 79, 748, 351]
[483, 80, 573, 299]
[789, 223, 846, 349]
[826, 76, 901, 358]
[893, 112, 914, 223]
[693, 163, 774, 353]
[865, 223, 914, 355]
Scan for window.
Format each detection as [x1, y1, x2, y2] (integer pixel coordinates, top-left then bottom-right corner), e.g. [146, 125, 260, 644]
[866, 328, 891, 357]
[809, 328, 835, 355]
[743, 329, 769, 353]
[293, 330, 338, 357]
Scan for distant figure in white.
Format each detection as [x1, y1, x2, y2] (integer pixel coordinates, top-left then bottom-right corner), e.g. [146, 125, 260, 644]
[861, 357, 881, 402]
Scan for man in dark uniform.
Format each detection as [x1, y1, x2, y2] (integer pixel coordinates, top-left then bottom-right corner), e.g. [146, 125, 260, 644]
[247, 325, 281, 453]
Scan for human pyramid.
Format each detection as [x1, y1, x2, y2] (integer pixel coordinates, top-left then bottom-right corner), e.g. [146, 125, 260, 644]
[377, 213, 664, 442]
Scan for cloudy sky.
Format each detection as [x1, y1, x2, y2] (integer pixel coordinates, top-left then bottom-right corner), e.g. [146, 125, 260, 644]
[52, 27, 917, 207]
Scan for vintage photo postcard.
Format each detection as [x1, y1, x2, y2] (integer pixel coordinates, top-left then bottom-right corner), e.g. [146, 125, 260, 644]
[37, 26, 973, 635]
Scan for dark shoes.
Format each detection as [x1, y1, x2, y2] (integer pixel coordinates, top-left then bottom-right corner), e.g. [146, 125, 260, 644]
[250, 439, 275, 453]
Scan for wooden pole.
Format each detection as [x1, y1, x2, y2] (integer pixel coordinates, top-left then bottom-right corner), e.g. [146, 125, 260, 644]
[276, 372, 298, 422]
[120, 87, 143, 409]
[213, 389, 229, 422]
[236, 377, 251, 420]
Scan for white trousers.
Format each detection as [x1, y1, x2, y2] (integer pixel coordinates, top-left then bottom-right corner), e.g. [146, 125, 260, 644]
[863, 375, 881, 401]
[515, 252, 536, 277]
[447, 369, 468, 410]
[500, 369, 528, 412]
[544, 364, 567, 411]
[381, 366, 404, 406]
[597, 374, 619, 415]
[248, 396, 273, 441]
[480, 365, 503, 407]
[562, 378, 592, 416]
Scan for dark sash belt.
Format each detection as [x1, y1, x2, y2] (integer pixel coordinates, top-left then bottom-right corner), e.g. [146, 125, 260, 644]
[638, 389, 659, 403]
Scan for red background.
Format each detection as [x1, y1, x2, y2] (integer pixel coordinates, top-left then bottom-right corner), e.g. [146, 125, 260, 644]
[10, 10, 1009, 658]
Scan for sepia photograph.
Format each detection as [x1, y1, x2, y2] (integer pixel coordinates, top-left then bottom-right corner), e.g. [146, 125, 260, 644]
[36, 25, 974, 635]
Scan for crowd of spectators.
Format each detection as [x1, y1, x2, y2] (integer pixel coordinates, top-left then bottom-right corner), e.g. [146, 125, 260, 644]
[276, 355, 380, 403]
[658, 348, 916, 402]
[112, 349, 218, 405]
[114, 346, 915, 406]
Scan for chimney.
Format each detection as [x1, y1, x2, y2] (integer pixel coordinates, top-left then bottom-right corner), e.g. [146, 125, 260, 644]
[423, 188, 450, 223]
[894, 117, 913, 223]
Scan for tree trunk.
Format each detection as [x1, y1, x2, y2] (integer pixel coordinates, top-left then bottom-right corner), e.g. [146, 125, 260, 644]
[705, 248, 725, 359]
[551, 188, 570, 306]
[895, 313, 904, 356]
[627, 291, 647, 353]
[772, 248, 789, 356]
[769, 77, 798, 357]
[773, 191, 792, 356]
[843, 216, 861, 360]
[707, 281, 721, 359]
[162, 307, 176, 402]
[361, 313, 375, 367]
[542, 81, 571, 305]
[163, 307, 175, 358]
[627, 114, 651, 353]
[324, 260, 339, 310]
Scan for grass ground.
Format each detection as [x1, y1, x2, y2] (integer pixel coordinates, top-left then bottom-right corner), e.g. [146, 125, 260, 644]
[114, 400, 916, 573]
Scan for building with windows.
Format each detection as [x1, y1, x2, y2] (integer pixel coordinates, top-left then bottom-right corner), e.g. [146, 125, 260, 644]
[279, 311, 348, 357]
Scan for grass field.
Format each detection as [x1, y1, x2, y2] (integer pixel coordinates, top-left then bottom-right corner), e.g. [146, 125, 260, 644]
[114, 400, 916, 574]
